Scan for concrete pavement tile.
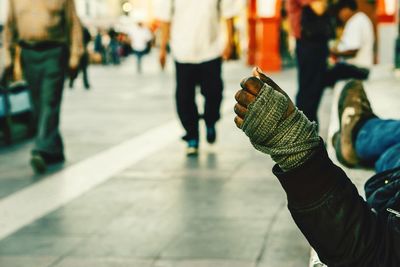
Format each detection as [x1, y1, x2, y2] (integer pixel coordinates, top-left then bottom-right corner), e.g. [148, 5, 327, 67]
[160, 232, 264, 260]
[67, 233, 173, 258]
[0, 256, 57, 267]
[0, 235, 84, 256]
[162, 178, 285, 219]
[164, 218, 269, 238]
[17, 214, 114, 237]
[154, 259, 255, 267]
[256, 209, 310, 267]
[53, 258, 153, 267]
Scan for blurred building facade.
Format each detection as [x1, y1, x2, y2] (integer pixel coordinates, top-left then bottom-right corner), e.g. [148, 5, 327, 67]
[0, 0, 154, 25]
[0, 0, 7, 24]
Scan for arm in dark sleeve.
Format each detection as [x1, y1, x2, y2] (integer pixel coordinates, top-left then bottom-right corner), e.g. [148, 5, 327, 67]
[273, 141, 400, 266]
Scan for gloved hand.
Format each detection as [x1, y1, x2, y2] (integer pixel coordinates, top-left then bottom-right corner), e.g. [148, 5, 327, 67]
[234, 67, 320, 171]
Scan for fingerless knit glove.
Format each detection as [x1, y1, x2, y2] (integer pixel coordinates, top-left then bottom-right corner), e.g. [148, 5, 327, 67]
[241, 83, 320, 171]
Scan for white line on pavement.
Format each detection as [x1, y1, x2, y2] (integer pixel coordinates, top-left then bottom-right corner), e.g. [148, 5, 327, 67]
[0, 121, 181, 240]
[0, 99, 236, 241]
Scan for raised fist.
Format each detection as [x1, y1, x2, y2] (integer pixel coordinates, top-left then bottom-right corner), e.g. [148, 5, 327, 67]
[234, 67, 295, 129]
[233, 67, 319, 171]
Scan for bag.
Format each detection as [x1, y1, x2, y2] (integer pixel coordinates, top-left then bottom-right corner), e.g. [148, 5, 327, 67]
[365, 166, 400, 214]
[0, 82, 31, 118]
[301, 6, 335, 42]
[0, 81, 33, 145]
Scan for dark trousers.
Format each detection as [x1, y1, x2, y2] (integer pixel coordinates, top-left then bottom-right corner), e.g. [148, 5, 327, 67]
[175, 57, 223, 141]
[325, 62, 370, 88]
[21, 46, 66, 157]
[295, 39, 329, 123]
[133, 50, 146, 73]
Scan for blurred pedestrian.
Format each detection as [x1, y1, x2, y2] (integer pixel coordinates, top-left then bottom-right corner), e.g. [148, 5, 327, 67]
[99, 30, 110, 65]
[156, 0, 239, 156]
[108, 28, 120, 65]
[70, 26, 91, 89]
[128, 22, 153, 74]
[287, 0, 334, 124]
[94, 30, 105, 64]
[3, 0, 83, 173]
[325, 0, 374, 88]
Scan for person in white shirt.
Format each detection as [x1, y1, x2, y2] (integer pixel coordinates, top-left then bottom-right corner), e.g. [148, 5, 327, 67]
[155, 0, 239, 156]
[128, 22, 153, 73]
[325, 0, 374, 87]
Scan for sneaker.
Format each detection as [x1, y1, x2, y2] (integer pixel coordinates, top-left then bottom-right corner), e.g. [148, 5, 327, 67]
[333, 80, 375, 167]
[30, 151, 65, 174]
[206, 126, 216, 144]
[30, 152, 47, 174]
[186, 139, 199, 157]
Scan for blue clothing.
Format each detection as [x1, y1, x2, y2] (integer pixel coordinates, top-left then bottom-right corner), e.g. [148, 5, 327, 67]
[355, 118, 400, 173]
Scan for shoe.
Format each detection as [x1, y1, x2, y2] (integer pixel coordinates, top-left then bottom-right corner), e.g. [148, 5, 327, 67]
[186, 139, 199, 157]
[333, 80, 375, 167]
[30, 151, 65, 174]
[30, 153, 47, 174]
[206, 126, 216, 144]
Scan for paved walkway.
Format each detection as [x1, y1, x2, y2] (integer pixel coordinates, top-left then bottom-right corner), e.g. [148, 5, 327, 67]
[0, 55, 313, 267]
[2, 53, 398, 267]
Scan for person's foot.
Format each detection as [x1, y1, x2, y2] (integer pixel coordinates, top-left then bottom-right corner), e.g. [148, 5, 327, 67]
[30, 152, 65, 174]
[333, 80, 375, 167]
[206, 126, 216, 144]
[84, 83, 90, 90]
[186, 139, 199, 157]
[30, 152, 47, 174]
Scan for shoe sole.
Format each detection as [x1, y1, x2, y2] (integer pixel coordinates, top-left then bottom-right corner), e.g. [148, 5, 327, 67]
[207, 137, 216, 144]
[333, 132, 355, 167]
[30, 155, 47, 174]
[186, 147, 199, 157]
[335, 80, 365, 167]
[337, 80, 358, 121]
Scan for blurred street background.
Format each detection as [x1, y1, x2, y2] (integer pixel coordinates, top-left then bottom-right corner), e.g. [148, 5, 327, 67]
[0, 0, 399, 266]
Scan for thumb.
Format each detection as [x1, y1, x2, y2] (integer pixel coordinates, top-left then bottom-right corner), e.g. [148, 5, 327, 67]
[252, 67, 270, 83]
[252, 67, 295, 116]
[252, 67, 287, 95]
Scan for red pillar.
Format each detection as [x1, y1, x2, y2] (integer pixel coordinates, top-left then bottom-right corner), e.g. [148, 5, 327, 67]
[247, 0, 257, 65]
[255, 17, 281, 71]
[247, 0, 282, 72]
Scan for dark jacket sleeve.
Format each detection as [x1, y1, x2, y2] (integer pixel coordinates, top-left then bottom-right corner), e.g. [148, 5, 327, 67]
[273, 141, 400, 267]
